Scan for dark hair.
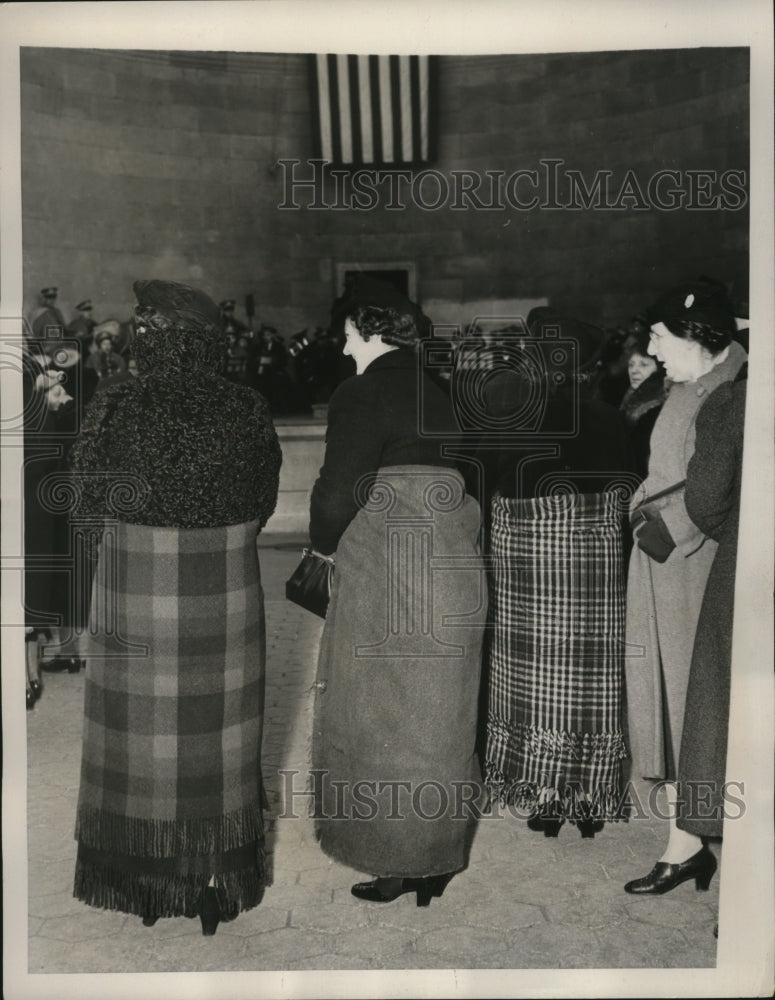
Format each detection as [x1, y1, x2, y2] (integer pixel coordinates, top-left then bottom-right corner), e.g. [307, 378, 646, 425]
[347, 305, 418, 348]
[661, 317, 735, 356]
[625, 329, 653, 360]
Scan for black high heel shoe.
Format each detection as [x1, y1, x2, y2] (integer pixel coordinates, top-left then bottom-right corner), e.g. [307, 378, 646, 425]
[199, 886, 222, 935]
[351, 873, 454, 907]
[526, 813, 563, 838]
[41, 655, 84, 674]
[26, 686, 36, 710]
[624, 845, 717, 895]
[577, 819, 604, 839]
[142, 915, 158, 927]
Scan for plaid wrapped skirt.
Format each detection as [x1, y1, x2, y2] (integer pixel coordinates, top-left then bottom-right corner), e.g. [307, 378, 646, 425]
[485, 492, 628, 821]
[74, 519, 267, 919]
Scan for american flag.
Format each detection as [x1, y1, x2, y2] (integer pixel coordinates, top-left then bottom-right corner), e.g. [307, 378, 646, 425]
[310, 54, 436, 167]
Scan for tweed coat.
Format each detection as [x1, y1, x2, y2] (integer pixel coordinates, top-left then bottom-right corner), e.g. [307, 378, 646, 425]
[624, 341, 746, 780]
[676, 374, 746, 837]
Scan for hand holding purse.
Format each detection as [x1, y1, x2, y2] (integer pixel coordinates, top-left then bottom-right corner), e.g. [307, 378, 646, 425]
[634, 510, 676, 563]
[629, 479, 683, 563]
[285, 547, 335, 618]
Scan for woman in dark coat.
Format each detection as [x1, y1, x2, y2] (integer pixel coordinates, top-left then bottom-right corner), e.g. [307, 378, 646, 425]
[482, 312, 638, 837]
[70, 279, 281, 934]
[676, 367, 747, 839]
[23, 348, 75, 707]
[309, 277, 487, 906]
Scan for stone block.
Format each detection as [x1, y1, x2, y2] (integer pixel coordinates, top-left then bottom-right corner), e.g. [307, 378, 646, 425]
[289, 902, 372, 933]
[61, 62, 116, 98]
[38, 910, 127, 942]
[112, 71, 174, 106]
[217, 905, 289, 935]
[286, 953, 373, 969]
[236, 927, 334, 967]
[28, 933, 151, 974]
[332, 923, 415, 960]
[416, 924, 511, 961]
[147, 929, 250, 971]
[592, 918, 715, 969]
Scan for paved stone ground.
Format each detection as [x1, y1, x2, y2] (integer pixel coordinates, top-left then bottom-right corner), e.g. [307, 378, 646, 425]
[23, 534, 720, 977]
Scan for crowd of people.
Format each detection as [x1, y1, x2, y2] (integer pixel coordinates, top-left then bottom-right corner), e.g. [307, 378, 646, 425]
[21, 270, 747, 937]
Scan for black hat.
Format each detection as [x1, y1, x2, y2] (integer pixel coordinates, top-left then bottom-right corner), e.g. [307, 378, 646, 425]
[347, 275, 417, 316]
[41, 286, 58, 298]
[220, 300, 236, 310]
[75, 299, 93, 312]
[134, 279, 222, 332]
[647, 278, 735, 331]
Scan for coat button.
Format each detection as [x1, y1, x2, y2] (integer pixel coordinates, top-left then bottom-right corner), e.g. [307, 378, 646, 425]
[696, 386, 706, 397]
[313, 679, 327, 693]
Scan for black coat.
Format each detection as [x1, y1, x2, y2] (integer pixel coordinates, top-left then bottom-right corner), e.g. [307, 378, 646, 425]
[676, 373, 746, 837]
[489, 391, 637, 500]
[309, 349, 460, 555]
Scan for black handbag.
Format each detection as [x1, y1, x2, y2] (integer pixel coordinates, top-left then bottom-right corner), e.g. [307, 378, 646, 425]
[285, 547, 335, 618]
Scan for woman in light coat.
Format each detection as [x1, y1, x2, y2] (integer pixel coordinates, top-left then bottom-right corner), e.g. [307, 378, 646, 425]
[624, 278, 746, 896]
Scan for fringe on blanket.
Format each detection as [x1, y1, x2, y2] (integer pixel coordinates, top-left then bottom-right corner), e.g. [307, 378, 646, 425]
[487, 716, 629, 762]
[484, 762, 628, 822]
[75, 801, 265, 857]
[73, 858, 266, 919]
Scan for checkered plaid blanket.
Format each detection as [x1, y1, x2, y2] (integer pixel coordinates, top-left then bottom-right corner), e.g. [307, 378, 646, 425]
[485, 492, 628, 821]
[74, 518, 267, 918]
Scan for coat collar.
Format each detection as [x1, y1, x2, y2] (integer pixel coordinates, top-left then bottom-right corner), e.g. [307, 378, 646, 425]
[668, 339, 747, 399]
[362, 348, 416, 374]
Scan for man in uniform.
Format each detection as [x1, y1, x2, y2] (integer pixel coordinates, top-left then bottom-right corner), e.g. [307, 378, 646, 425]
[67, 299, 97, 346]
[219, 299, 249, 337]
[30, 287, 67, 342]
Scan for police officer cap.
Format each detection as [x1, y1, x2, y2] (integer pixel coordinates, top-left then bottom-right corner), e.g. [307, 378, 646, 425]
[76, 299, 93, 312]
[220, 300, 236, 310]
[41, 286, 58, 298]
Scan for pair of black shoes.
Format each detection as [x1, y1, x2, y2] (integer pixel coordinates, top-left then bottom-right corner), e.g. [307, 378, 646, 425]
[142, 886, 238, 935]
[527, 813, 604, 839]
[351, 873, 454, 907]
[40, 655, 84, 673]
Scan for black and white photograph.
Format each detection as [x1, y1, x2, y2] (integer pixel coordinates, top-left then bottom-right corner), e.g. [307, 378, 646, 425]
[1, 2, 773, 998]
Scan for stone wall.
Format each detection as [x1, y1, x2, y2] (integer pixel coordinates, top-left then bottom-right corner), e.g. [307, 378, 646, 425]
[20, 47, 748, 334]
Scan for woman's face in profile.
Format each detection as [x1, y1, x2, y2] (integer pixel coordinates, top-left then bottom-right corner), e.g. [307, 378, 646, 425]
[648, 322, 706, 383]
[343, 317, 370, 374]
[627, 351, 657, 389]
[46, 380, 73, 412]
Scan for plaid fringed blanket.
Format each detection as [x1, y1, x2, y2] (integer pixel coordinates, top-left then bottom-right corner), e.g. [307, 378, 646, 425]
[485, 492, 628, 822]
[74, 519, 267, 919]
